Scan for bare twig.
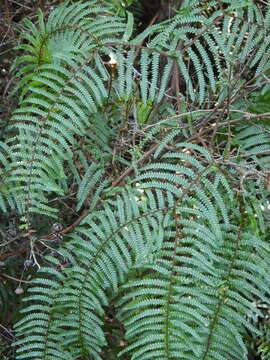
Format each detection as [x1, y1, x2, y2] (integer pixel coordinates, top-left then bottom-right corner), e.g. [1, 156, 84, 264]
[143, 109, 270, 130]
[111, 143, 159, 187]
[0, 272, 30, 283]
[0, 231, 23, 247]
[0, 323, 15, 340]
[30, 237, 40, 268]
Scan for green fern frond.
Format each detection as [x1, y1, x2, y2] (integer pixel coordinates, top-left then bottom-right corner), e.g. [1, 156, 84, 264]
[14, 140, 270, 359]
[118, 216, 269, 360]
[7, 1, 129, 217]
[235, 123, 270, 171]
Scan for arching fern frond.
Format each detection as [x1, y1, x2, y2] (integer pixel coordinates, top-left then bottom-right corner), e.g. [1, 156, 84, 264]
[6, 1, 128, 218]
[14, 143, 270, 360]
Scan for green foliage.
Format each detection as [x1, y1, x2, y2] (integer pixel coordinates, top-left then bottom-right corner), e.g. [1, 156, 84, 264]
[3, 0, 270, 218]
[0, 0, 270, 359]
[258, 322, 270, 359]
[105, 0, 138, 17]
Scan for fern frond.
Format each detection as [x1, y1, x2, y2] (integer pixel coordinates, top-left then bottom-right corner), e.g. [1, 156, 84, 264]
[235, 123, 270, 171]
[7, 1, 128, 217]
[118, 208, 269, 360]
[14, 141, 270, 359]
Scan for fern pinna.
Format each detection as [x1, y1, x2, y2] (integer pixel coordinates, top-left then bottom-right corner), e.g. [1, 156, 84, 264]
[1, 0, 270, 359]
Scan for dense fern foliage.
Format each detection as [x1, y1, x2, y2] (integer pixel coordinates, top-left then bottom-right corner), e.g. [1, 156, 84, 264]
[1, 0, 270, 359]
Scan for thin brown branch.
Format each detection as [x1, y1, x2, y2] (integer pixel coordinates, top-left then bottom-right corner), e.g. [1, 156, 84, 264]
[111, 143, 159, 188]
[0, 272, 29, 283]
